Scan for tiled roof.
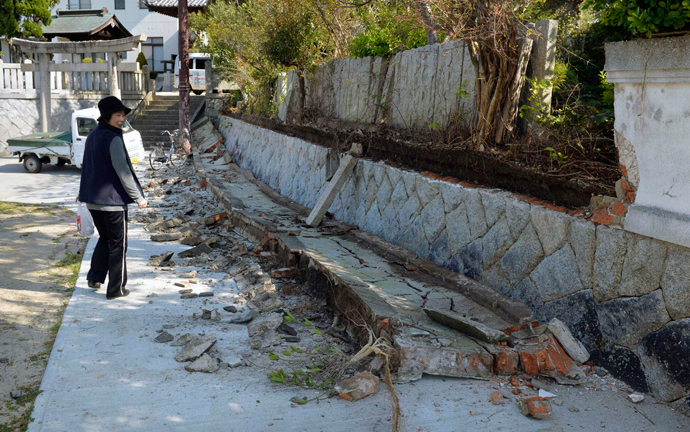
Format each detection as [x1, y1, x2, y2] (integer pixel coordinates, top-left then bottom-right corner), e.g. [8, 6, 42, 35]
[144, 0, 208, 7]
[43, 9, 132, 39]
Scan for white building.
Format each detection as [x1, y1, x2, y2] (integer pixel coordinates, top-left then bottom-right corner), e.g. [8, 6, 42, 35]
[51, 0, 179, 72]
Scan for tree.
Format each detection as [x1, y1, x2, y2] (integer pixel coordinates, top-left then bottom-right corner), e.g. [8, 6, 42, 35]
[0, 0, 57, 39]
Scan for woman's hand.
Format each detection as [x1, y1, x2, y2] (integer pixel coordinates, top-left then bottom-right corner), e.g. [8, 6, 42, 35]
[138, 200, 148, 209]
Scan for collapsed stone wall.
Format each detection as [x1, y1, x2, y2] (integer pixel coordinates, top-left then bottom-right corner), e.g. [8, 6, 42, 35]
[219, 115, 690, 414]
[0, 97, 140, 155]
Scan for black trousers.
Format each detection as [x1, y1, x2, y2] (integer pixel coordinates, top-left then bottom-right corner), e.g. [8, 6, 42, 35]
[87, 209, 128, 298]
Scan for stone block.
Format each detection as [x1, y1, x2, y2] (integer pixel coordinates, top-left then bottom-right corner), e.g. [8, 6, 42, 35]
[505, 199, 531, 238]
[638, 318, 690, 402]
[397, 193, 422, 229]
[401, 170, 417, 197]
[480, 264, 510, 295]
[306, 154, 358, 227]
[661, 245, 690, 320]
[420, 194, 446, 244]
[618, 235, 667, 297]
[439, 181, 465, 213]
[247, 312, 283, 338]
[479, 190, 506, 228]
[530, 205, 571, 257]
[415, 176, 440, 206]
[375, 171, 393, 210]
[185, 353, 219, 373]
[589, 346, 649, 393]
[569, 219, 596, 289]
[593, 226, 628, 302]
[461, 192, 487, 241]
[178, 243, 213, 258]
[385, 165, 402, 190]
[529, 245, 583, 302]
[428, 230, 451, 267]
[547, 318, 589, 363]
[380, 202, 401, 243]
[388, 178, 408, 211]
[480, 217, 514, 266]
[363, 200, 384, 237]
[457, 240, 483, 280]
[500, 223, 544, 286]
[446, 204, 472, 254]
[596, 290, 671, 348]
[536, 290, 604, 351]
[175, 336, 216, 362]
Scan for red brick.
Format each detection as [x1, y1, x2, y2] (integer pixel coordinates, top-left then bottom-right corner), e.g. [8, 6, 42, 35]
[509, 375, 519, 387]
[199, 178, 208, 189]
[590, 210, 614, 225]
[610, 201, 627, 217]
[548, 337, 573, 368]
[520, 396, 552, 419]
[490, 392, 504, 405]
[619, 164, 629, 178]
[512, 387, 522, 395]
[547, 344, 569, 375]
[494, 349, 520, 375]
[286, 252, 298, 267]
[520, 352, 539, 375]
[535, 348, 555, 373]
[624, 191, 636, 203]
[203, 142, 218, 154]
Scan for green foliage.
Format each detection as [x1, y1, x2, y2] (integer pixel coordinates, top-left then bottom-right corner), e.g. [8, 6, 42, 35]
[262, 4, 324, 69]
[136, 52, 148, 68]
[0, 0, 57, 39]
[348, 1, 428, 58]
[584, 0, 690, 36]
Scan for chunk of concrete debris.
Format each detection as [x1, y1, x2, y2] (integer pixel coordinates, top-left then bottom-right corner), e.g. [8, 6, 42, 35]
[10, 390, 25, 399]
[149, 251, 174, 267]
[335, 372, 380, 402]
[154, 331, 174, 343]
[199, 291, 214, 297]
[277, 323, 297, 336]
[271, 267, 299, 279]
[227, 307, 256, 324]
[200, 309, 221, 321]
[171, 333, 197, 346]
[247, 312, 283, 338]
[178, 243, 213, 258]
[627, 393, 645, 403]
[181, 293, 199, 299]
[538, 389, 557, 398]
[223, 305, 237, 313]
[185, 353, 219, 373]
[151, 232, 185, 242]
[174, 282, 186, 287]
[547, 318, 590, 363]
[179, 270, 198, 278]
[179, 288, 193, 294]
[181, 236, 203, 246]
[423, 308, 509, 343]
[225, 353, 244, 368]
[175, 336, 216, 362]
[306, 154, 357, 227]
[204, 211, 228, 226]
[516, 396, 552, 420]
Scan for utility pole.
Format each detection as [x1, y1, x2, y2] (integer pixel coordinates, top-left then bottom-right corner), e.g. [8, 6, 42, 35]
[178, 0, 191, 153]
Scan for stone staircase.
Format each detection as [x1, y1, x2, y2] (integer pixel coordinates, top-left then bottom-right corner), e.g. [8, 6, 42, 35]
[131, 93, 204, 149]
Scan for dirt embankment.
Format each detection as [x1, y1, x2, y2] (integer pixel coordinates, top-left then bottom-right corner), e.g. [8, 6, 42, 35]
[0, 202, 87, 431]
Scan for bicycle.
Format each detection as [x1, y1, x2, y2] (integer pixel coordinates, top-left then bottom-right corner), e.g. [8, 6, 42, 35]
[149, 129, 189, 170]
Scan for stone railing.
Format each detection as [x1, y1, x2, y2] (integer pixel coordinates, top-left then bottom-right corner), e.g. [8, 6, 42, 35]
[218, 115, 690, 415]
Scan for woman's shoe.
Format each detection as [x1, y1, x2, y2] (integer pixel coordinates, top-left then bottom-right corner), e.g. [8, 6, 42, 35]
[87, 281, 101, 288]
[106, 289, 130, 300]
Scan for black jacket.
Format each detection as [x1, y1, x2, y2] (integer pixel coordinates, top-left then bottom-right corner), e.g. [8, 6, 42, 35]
[79, 121, 143, 206]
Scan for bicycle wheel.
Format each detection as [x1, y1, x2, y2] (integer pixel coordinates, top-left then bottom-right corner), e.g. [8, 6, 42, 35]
[149, 147, 165, 170]
[170, 146, 188, 167]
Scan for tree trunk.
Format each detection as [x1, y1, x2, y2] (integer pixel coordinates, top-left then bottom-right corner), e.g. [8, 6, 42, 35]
[415, 1, 438, 45]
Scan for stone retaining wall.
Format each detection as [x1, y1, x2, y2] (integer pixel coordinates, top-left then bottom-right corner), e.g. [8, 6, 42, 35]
[219, 116, 690, 413]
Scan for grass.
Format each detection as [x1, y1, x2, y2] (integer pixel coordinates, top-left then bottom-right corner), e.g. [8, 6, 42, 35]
[0, 202, 57, 217]
[0, 387, 42, 432]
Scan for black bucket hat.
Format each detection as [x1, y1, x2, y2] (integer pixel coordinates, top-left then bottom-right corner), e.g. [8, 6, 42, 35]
[97, 96, 131, 122]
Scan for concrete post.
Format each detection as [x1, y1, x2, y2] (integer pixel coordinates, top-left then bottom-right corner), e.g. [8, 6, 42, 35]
[62, 59, 72, 91]
[108, 52, 121, 98]
[142, 65, 150, 92]
[164, 71, 172, 91]
[530, 19, 559, 115]
[38, 53, 51, 132]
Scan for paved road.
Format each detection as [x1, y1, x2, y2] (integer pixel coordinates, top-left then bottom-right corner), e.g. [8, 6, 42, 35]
[0, 156, 81, 209]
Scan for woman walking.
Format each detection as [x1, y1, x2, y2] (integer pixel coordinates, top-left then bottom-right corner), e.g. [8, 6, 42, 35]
[78, 96, 147, 300]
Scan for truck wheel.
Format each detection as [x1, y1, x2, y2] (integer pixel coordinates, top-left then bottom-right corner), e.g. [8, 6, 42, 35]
[192, 90, 203, 95]
[56, 159, 67, 166]
[23, 155, 42, 173]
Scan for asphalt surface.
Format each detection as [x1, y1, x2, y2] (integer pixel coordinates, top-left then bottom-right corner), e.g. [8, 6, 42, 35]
[0, 156, 81, 210]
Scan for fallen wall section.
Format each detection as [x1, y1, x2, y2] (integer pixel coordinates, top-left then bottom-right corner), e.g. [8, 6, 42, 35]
[219, 115, 690, 414]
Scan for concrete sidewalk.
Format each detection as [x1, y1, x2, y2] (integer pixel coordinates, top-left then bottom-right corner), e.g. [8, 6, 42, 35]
[25, 156, 688, 432]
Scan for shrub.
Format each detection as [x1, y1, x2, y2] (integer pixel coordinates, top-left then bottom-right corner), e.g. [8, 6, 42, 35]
[584, 0, 690, 36]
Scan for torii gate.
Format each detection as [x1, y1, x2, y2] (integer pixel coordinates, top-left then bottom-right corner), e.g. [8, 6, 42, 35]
[11, 35, 146, 132]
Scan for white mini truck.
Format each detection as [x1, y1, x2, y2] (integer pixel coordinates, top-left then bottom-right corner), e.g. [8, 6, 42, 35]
[8, 107, 145, 173]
